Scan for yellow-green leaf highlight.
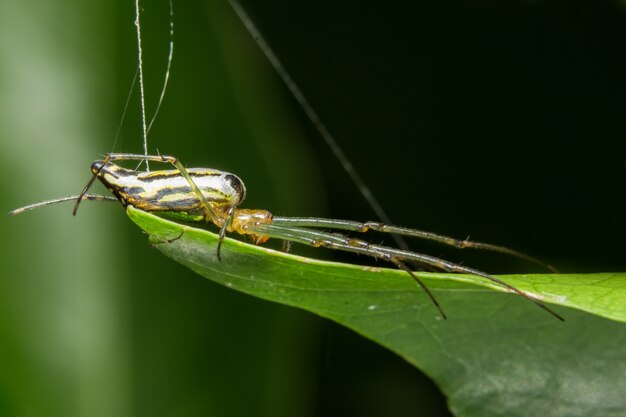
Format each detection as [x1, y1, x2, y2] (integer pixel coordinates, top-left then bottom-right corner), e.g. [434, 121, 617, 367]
[128, 206, 626, 417]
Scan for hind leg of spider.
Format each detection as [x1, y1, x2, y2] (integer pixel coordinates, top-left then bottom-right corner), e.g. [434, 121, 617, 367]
[245, 222, 448, 318]
[387, 257, 447, 319]
[247, 222, 564, 321]
[344, 233, 564, 321]
[271, 216, 557, 272]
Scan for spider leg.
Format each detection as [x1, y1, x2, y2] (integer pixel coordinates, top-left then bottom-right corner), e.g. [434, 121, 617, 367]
[271, 216, 557, 272]
[10, 195, 117, 216]
[249, 223, 564, 321]
[387, 258, 447, 319]
[74, 159, 109, 215]
[373, 242, 564, 321]
[247, 222, 447, 319]
[217, 205, 237, 261]
[151, 229, 185, 245]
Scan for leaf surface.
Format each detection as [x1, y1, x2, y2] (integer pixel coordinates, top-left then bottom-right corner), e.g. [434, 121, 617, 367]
[128, 206, 626, 417]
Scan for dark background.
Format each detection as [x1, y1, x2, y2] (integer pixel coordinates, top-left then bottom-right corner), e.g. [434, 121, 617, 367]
[2, 1, 624, 416]
[240, 0, 626, 273]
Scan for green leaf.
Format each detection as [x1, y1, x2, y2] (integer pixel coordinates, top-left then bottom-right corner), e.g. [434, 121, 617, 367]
[128, 206, 626, 417]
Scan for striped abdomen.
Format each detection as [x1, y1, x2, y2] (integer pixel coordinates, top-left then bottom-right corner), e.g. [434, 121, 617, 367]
[92, 160, 246, 222]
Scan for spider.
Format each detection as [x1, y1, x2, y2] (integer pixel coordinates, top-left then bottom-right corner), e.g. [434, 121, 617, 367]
[11, 152, 564, 321]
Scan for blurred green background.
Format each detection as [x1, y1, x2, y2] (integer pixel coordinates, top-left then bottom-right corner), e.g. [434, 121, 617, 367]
[1, 1, 624, 416]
